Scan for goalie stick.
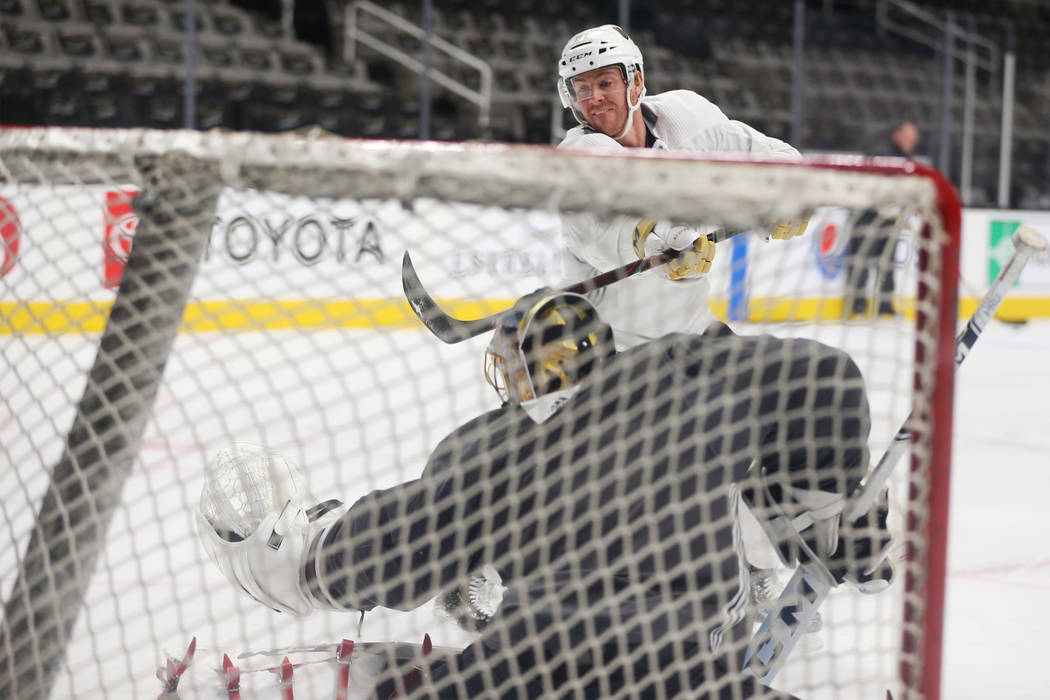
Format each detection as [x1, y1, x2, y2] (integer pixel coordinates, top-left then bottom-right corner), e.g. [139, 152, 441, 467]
[402, 228, 745, 344]
[744, 225, 1048, 685]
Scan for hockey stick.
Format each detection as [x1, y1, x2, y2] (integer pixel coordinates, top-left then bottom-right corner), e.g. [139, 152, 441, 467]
[744, 225, 1047, 685]
[402, 228, 746, 344]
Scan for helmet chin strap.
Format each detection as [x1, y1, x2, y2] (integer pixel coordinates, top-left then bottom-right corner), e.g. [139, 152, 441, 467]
[608, 73, 645, 142]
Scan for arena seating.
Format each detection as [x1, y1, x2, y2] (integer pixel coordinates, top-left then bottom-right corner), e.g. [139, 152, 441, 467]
[0, 0, 1046, 205]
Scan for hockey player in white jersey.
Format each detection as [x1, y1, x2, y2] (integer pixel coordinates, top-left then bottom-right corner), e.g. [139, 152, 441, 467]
[556, 23, 803, 349]
[556, 23, 820, 620]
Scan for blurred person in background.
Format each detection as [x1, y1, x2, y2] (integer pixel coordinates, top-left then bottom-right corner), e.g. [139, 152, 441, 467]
[844, 120, 920, 318]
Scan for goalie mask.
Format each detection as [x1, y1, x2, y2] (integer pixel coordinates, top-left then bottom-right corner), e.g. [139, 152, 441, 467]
[485, 291, 615, 405]
[557, 24, 645, 140]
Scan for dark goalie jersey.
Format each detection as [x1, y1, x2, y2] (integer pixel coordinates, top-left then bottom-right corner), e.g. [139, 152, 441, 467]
[312, 324, 869, 699]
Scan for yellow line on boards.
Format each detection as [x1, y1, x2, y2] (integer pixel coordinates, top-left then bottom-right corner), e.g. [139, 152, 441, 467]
[2, 296, 1048, 335]
[707, 296, 1050, 323]
[0, 298, 515, 335]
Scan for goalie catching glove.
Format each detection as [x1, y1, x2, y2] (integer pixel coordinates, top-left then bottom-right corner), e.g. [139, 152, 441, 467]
[196, 444, 350, 615]
[632, 219, 716, 280]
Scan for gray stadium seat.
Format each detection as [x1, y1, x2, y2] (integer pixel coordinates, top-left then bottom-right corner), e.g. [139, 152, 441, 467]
[36, 0, 72, 21]
[0, 0, 24, 17]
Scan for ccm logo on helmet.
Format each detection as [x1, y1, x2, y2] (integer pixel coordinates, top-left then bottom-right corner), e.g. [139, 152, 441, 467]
[565, 50, 594, 64]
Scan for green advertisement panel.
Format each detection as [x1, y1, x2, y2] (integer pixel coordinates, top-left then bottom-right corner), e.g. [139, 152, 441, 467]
[988, 219, 1021, 284]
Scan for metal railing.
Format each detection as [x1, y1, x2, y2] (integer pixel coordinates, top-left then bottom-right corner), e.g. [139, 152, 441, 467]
[877, 0, 999, 77]
[344, 0, 492, 137]
[876, 0, 1011, 205]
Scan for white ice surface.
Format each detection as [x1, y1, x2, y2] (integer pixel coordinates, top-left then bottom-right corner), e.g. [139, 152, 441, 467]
[1, 320, 1047, 699]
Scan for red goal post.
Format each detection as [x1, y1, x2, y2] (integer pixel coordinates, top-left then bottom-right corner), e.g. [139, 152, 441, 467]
[0, 128, 959, 699]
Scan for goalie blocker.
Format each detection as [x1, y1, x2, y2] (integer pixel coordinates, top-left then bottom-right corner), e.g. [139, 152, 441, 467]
[197, 290, 891, 698]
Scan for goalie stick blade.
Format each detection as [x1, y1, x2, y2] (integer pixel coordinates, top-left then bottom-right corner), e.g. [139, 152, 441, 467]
[745, 563, 833, 685]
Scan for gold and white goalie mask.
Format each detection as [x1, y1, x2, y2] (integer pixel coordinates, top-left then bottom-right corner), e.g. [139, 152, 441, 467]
[485, 291, 615, 405]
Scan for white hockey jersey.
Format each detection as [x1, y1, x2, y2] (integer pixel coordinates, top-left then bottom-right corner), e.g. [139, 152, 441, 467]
[556, 89, 800, 349]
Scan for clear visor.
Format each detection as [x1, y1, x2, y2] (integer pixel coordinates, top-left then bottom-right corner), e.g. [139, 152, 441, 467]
[559, 66, 629, 116]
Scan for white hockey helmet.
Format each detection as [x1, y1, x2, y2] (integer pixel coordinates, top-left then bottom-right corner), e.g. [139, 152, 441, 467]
[557, 24, 646, 139]
[485, 290, 615, 405]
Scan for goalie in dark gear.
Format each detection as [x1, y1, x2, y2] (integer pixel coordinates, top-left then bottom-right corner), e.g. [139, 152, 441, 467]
[449, 291, 616, 633]
[199, 289, 891, 699]
[484, 290, 616, 405]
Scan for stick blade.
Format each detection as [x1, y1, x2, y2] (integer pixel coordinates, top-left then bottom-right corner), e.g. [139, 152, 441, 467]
[401, 251, 496, 343]
[1013, 225, 1048, 253]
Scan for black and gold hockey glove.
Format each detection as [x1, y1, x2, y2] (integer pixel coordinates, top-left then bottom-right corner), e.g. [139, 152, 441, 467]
[633, 219, 716, 280]
[769, 217, 810, 240]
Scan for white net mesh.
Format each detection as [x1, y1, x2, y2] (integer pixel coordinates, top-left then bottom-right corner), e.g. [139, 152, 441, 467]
[0, 128, 958, 700]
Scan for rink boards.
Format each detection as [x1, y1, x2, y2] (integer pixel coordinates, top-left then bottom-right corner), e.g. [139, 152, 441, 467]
[3, 185, 1049, 336]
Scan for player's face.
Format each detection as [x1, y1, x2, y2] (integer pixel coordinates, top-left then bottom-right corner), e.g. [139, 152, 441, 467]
[569, 67, 629, 136]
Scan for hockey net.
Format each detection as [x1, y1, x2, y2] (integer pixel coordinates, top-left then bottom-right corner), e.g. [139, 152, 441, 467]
[0, 128, 959, 700]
